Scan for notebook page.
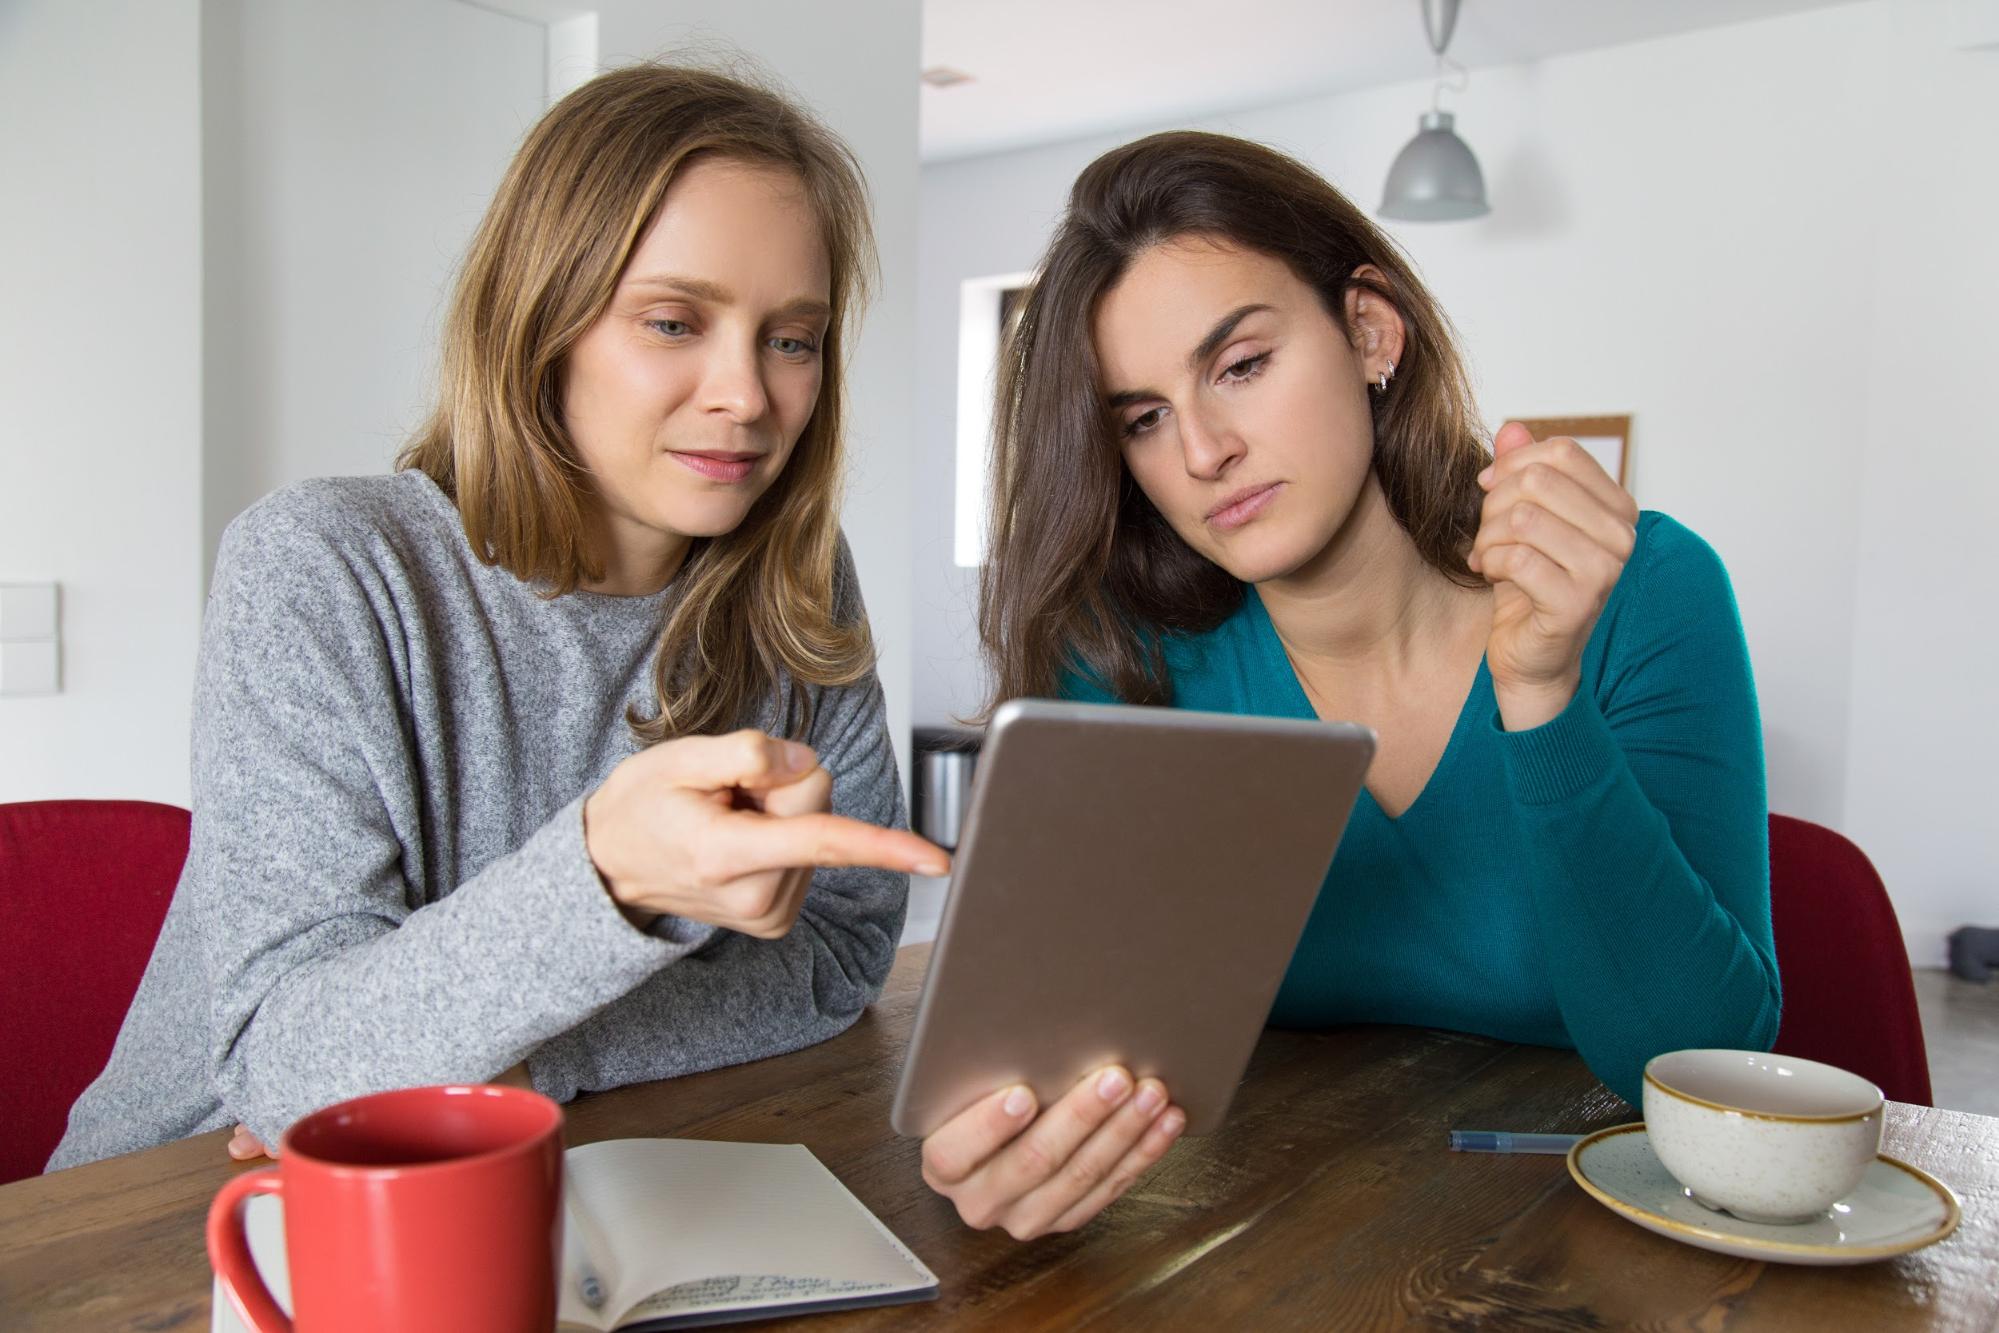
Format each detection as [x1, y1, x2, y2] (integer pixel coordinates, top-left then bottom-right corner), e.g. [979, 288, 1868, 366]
[559, 1139, 935, 1326]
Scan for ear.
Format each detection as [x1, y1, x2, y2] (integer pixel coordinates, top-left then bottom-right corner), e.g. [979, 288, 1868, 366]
[1340, 264, 1407, 386]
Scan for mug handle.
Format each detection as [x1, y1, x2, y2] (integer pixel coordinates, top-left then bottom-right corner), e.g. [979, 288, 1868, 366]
[206, 1168, 291, 1333]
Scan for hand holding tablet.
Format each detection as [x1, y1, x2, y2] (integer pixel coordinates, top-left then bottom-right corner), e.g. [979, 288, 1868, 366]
[919, 1065, 1182, 1240]
[894, 700, 1374, 1237]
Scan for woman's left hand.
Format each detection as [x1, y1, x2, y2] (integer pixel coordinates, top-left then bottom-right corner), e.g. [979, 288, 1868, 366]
[1469, 422, 1639, 731]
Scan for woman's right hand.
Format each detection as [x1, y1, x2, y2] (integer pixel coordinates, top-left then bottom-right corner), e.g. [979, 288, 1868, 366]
[583, 729, 950, 937]
[920, 1066, 1186, 1240]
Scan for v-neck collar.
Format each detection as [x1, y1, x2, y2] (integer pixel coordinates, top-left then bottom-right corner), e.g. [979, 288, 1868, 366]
[1241, 584, 1491, 826]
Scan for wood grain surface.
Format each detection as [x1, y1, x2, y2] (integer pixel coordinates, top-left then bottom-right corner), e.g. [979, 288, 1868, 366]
[3, 943, 1994, 1330]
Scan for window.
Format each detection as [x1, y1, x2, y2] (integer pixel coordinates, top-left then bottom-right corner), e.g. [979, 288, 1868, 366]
[954, 272, 1034, 567]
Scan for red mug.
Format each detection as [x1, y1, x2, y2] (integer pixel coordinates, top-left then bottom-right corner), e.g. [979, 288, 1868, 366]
[206, 1084, 564, 1333]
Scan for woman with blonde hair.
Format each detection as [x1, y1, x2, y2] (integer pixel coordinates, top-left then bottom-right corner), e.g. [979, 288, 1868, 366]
[917, 131, 1777, 1240]
[50, 63, 946, 1169]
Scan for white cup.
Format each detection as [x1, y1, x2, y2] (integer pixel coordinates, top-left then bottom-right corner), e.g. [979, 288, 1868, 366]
[1642, 1049, 1884, 1224]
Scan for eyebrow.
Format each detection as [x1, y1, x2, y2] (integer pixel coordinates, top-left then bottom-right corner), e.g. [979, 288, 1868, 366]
[1103, 303, 1274, 409]
[623, 273, 832, 321]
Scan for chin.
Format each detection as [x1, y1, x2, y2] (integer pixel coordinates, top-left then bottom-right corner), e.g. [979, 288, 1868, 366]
[1202, 523, 1327, 586]
[659, 496, 762, 540]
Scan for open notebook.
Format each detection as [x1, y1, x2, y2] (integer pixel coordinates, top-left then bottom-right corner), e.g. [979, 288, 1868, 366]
[212, 1139, 938, 1332]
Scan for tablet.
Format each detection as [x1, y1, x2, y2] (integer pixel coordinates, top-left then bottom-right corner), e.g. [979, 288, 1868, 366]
[890, 698, 1374, 1138]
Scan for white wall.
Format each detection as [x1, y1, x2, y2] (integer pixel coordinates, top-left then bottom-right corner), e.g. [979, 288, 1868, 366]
[202, 0, 548, 573]
[591, 0, 923, 786]
[3, 0, 925, 808]
[0, 0, 204, 804]
[914, 0, 1999, 960]
[1844, 7, 1999, 962]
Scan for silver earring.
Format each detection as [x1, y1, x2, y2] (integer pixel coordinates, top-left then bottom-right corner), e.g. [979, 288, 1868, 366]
[1376, 359, 1395, 393]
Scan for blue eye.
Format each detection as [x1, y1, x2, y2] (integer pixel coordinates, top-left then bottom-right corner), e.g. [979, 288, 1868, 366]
[647, 319, 691, 338]
[768, 336, 820, 358]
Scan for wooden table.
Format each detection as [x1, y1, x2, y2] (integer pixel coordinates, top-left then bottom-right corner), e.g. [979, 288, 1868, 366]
[4, 943, 1995, 1330]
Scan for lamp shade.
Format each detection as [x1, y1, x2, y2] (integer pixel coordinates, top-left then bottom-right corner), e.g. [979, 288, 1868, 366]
[1379, 110, 1489, 221]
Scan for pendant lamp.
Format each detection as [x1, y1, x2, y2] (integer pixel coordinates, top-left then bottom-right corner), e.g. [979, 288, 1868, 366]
[1379, 0, 1489, 222]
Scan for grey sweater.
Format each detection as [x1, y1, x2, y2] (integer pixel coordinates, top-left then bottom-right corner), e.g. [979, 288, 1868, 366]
[49, 472, 907, 1169]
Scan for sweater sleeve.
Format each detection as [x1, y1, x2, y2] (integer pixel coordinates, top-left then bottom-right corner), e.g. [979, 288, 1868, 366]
[195, 501, 699, 1146]
[519, 667, 909, 1102]
[1496, 514, 1781, 1105]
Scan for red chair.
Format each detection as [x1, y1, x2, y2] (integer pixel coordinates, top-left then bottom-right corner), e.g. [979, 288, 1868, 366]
[0, 799, 189, 1183]
[1767, 814, 1933, 1106]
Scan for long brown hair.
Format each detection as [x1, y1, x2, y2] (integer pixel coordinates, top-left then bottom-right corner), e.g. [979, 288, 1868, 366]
[980, 131, 1488, 711]
[399, 62, 877, 743]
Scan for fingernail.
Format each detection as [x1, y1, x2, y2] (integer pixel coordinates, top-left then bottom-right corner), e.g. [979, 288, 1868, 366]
[1002, 1086, 1033, 1117]
[1096, 1068, 1131, 1103]
[917, 858, 950, 878]
[780, 741, 815, 771]
[1135, 1082, 1165, 1115]
[1159, 1109, 1187, 1139]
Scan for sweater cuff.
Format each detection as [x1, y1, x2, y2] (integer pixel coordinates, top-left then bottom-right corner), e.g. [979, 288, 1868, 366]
[1494, 687, 1624, 806]
[494, 796, 717, 988]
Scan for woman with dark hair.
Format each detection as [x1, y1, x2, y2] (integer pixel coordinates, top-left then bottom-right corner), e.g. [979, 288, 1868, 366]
[918, 131, 1777, 1240]
[50, 64, 948, 1170]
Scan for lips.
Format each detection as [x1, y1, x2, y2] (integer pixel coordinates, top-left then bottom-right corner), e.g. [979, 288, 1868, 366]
[1206, 481, 1283, 532]
[670, 451, 761, 483]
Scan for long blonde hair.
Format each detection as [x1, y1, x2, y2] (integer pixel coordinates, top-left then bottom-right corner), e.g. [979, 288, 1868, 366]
[399, 63, 878, 742]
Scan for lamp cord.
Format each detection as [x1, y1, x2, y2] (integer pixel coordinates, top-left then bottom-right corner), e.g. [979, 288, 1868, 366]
[1431, 52, 1470, 113]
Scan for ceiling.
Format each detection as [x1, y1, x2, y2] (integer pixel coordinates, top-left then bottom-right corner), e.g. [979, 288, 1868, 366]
[920, 0, 1866, 162]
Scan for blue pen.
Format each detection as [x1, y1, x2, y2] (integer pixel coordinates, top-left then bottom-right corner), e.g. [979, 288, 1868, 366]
[1448, 1130, 1583, 1155]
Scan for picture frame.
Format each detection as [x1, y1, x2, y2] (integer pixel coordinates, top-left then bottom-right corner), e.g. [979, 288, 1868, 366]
[1509, 414, 1631, 489]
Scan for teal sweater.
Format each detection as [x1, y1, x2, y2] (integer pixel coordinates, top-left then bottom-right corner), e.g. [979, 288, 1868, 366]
[1067, 512, 1779, 1105]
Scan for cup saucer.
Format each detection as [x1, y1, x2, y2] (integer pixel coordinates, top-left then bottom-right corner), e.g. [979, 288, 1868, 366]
[1567, 1123, 1960, 1265]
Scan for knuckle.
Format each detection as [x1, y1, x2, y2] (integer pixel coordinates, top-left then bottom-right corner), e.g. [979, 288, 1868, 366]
[715, 881, 756, 921]
[731, 729, 771, 772]
[1550, 437, 1578, 464]
[1003, 1219, 1037, 1242]
[1012, 1136, 1056, 1181]
[743, 882, 783, 920]
[1060, 1153, 1104, 1195]
[920, 1144, 956, 1187]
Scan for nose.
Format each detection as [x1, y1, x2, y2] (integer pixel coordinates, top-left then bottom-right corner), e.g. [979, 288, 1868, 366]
[1178, 404, 1244, 482]
[700, 337, 770, 424]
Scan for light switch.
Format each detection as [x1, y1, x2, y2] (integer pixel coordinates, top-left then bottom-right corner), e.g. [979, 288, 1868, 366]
[0, 583, 59, 641]
[0, 640, 60, 696]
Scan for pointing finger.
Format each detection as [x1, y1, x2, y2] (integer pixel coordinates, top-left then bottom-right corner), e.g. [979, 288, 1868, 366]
[717, 808, 951, 878]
